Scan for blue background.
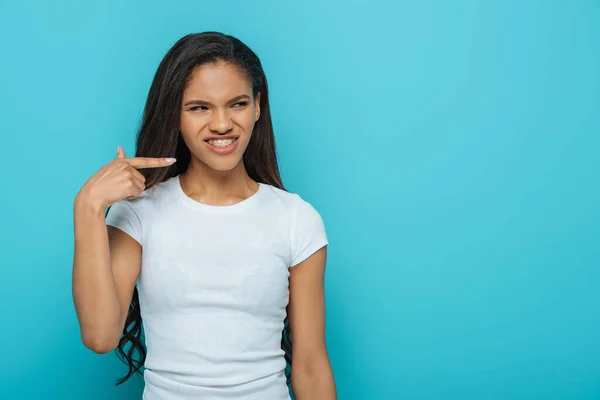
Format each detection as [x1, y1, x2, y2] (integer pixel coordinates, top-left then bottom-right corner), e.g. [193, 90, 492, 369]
[1, 1, 599, 399]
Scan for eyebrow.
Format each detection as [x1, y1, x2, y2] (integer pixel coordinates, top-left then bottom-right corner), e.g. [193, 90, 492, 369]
[183, 94, 251, 107]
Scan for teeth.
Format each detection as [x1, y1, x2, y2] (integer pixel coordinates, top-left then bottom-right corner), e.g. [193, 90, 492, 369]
[207, 139, 235, 147]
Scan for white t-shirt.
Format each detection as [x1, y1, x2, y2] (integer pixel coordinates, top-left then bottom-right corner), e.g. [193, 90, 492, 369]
[105, 175, 328, 400]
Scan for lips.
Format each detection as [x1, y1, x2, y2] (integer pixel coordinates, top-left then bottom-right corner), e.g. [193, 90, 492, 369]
[203, 137, 239, 155]
[203, 134, 240, 142]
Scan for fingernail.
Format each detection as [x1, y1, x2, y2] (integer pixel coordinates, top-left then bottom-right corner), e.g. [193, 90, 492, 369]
[165, 158, 177, 163]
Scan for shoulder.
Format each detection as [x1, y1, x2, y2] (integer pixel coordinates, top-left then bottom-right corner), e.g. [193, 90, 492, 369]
[260, 185, 328, 267]
[259, 184, 326, 234]
[137, 176, 179, 204]
[259, 184, 320, 216]
[105, 177, 178, 244]
[110, 176, 178, 216]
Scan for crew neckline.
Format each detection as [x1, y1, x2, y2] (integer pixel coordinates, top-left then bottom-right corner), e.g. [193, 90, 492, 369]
[174, 175, 264, 214]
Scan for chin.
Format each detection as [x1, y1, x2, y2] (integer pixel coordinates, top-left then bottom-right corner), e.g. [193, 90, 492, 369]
[202, 157, 244, 172]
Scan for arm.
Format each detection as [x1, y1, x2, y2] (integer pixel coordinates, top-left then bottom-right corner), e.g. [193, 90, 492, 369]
[72, 198, 141, 353]
[288, 246, 337, 399]
[72, 147, 173, 353]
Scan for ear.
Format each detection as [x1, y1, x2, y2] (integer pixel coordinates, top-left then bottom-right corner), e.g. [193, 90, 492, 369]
[254, 92, 261, 121]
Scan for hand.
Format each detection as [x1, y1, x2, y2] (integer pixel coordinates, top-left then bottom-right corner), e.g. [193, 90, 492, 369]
[75, 146, 176, 212]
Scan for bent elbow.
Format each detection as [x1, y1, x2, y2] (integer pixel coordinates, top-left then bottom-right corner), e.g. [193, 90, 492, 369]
[81, 333, 119, 354]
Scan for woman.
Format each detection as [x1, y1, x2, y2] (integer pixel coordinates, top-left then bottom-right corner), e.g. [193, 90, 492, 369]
[72, 32, 337, 399]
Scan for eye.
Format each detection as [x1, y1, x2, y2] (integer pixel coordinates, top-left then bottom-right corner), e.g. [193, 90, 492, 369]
[232, 102, 248, 108]
[190, 106, 208, 111]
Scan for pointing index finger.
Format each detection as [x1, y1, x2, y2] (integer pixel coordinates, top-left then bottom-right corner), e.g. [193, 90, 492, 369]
[126, 157, 177, 169]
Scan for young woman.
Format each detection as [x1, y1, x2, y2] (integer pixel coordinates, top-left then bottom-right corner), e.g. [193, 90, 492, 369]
[72, 32, 336, 399]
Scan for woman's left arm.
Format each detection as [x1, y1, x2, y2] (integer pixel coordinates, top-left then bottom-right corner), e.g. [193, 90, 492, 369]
[288, 246, 337, 399]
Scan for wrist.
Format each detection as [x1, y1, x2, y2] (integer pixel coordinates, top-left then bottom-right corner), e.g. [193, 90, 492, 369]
[74, 191, 106, 217]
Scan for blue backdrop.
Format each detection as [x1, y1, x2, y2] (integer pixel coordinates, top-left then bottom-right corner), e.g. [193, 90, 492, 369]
[1, 1, 599, 399]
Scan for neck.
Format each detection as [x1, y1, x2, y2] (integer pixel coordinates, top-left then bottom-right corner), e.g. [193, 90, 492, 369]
[179, 157, 258, 207]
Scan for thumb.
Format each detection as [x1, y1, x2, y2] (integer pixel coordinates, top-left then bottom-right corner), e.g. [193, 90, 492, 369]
[116, 146, 126, 159]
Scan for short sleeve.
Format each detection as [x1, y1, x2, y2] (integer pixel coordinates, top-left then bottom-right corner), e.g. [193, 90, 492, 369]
[289, 198, 328, 267]
[105, 200, 142, 245]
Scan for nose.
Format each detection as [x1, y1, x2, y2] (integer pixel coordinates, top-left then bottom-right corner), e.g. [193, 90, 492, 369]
[209, 109, 233, 133]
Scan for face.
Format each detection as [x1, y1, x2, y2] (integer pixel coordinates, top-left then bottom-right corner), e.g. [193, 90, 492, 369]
[180, 62, 260, 172]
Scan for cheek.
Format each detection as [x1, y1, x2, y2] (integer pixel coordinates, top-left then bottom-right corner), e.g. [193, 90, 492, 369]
[180, 113, 204, 135]
[236, 111, 257, 132]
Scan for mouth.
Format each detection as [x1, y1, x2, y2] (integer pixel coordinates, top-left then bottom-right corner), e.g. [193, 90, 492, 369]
[203, 137, 240, 154]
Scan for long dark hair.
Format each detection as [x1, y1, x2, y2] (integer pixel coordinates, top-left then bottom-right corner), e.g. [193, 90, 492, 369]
[113, 32, 291, 385]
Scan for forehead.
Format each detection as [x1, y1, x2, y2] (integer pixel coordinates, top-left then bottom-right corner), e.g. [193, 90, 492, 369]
[183, 62, 251, 100]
